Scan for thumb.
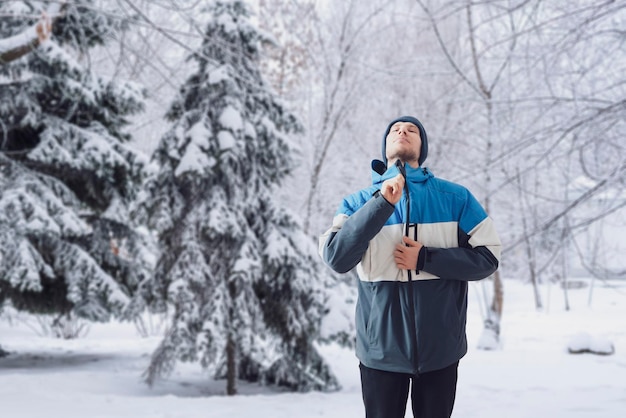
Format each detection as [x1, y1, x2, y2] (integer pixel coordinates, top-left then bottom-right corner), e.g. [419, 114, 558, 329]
[402, 236, 419, 247]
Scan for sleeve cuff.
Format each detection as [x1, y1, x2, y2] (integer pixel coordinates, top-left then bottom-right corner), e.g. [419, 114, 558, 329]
[373, 189, 395, 208]
[417, 246, 427, 271]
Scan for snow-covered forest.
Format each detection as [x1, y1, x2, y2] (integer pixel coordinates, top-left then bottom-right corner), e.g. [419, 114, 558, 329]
[1, 0, 625, 412]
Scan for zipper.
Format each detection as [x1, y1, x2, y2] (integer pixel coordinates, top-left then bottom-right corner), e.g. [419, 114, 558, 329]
[395, 160, 420, 376]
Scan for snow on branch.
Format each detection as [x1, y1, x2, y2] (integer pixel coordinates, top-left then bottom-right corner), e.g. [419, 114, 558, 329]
[0, 12, 52, 64]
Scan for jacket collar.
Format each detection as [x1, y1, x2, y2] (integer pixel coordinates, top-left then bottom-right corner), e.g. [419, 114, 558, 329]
[371, 159, 432, 186]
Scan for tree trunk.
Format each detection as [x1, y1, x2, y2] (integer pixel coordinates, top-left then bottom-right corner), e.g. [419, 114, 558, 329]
[518, 168, 542, 310]
[226, 332, 237, 396]
[561, 272, 570, 311]
[491, 270, 504, 319]
[477, 272, 503, 350]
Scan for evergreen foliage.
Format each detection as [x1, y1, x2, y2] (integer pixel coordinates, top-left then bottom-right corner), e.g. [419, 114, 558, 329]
[136, 0, 338, 393]
[0, 1, 151, 322]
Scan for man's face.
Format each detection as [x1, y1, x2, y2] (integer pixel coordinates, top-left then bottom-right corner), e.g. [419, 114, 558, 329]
[385, 122, 422, 167]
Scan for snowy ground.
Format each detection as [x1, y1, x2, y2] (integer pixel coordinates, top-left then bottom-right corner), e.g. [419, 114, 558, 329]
[1, 278, 625, 418]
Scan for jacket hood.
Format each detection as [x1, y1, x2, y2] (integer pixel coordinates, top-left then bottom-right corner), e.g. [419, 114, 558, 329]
[381, 116, 428, 167]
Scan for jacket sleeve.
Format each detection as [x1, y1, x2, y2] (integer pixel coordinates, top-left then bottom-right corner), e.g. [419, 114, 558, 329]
[418, 192, 501, 281]
[319, 192, 395, 273]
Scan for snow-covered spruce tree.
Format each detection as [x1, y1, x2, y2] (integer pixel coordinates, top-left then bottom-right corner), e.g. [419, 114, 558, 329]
[0, 2, 151, 324]
[136, 0, 338, 394]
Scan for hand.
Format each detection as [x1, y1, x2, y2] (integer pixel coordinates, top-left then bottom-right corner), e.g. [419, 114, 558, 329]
[394, 236, 423, 270]
[381, 174, 405, 205]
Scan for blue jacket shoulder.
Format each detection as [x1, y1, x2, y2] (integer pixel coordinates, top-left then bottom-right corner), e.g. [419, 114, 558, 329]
[428, 176, 471, 198]
[337, 186, 379, 216]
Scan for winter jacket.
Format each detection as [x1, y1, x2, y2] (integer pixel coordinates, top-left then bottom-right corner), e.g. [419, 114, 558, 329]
[319, 161, 501, 375]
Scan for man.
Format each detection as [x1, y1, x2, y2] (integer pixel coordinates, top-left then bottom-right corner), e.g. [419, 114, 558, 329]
[319, 116, 501, 418]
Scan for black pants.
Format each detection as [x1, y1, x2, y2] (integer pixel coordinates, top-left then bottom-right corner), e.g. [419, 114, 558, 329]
[360, 361, 458, 418]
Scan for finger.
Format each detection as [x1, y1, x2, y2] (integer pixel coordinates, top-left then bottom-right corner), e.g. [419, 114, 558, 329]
[402, 236, 417, 246]
[396, 179, 404, 194]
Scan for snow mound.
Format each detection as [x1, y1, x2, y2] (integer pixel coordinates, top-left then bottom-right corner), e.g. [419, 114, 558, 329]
[567, 332, 615, 355]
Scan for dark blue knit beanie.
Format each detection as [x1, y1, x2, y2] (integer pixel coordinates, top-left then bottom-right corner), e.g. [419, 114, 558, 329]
[381, 116, 428, 167]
